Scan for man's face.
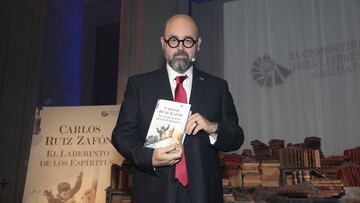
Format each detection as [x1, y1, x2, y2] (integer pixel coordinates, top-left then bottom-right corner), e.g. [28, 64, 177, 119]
[161, 16, 202, 73]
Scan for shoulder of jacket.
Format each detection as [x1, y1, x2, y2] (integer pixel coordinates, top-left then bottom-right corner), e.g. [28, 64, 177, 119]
[195, 68, 227, 85]
[128, 68, 164, 81]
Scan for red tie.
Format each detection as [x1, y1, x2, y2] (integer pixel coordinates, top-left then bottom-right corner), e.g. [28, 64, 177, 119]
[174, 75, 188, 186]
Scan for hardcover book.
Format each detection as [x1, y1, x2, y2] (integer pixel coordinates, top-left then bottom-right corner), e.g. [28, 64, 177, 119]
[144, 99, 191, 153]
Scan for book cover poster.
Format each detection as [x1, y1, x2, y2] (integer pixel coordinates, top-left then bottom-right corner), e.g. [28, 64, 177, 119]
[144, 99, 191, 152]
[23, 105, 123, 203]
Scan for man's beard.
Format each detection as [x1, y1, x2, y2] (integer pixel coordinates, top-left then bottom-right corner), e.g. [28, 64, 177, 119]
[168, 50, 192, 73]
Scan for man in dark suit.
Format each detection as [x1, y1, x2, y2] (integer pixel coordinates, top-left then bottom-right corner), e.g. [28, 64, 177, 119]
[112, 14, 244, 203]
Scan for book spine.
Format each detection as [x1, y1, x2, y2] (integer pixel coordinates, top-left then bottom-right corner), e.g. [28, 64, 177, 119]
[279, 149, 285, 168]
[314, 150, 321, 168]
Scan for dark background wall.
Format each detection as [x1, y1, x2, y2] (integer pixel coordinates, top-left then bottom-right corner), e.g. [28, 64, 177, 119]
[93, 23, 119, 105]
[40, 0, 120, 106]
[0, 0, 45, 202]
[0, 0, 121, 202]
[0, 0, 211, 202]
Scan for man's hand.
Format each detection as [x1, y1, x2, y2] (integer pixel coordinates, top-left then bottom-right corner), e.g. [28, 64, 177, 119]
[185, 113, 218, 135]
[152, 145, 182, 167]
[43, 190, 53, 198]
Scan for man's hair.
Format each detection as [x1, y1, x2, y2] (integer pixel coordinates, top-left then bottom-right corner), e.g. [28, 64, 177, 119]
[57, 182, 71, 193]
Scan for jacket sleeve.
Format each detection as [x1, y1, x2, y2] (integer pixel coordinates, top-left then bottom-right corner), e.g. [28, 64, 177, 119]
[213, 81, 244, 152]
[111, 77, 155, 174]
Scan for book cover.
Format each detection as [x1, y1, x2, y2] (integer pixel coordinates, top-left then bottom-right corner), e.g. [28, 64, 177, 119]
[22, 106, 122, 203]
[144, 99, 191, 153]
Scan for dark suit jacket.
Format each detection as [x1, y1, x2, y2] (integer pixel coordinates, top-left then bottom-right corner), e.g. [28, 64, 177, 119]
[112, 67, 244, 203]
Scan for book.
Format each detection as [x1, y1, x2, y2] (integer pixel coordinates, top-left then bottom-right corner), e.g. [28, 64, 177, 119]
[261, 161, 280, 187]
[144, 99, 191, 153]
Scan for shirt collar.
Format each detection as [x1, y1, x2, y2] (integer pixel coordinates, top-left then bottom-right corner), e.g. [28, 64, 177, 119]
[166, 63, 193, 81]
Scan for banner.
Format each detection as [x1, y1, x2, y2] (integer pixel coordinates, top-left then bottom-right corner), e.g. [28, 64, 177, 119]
[223, 0, 360, 156]
[23, 105, 123, 203]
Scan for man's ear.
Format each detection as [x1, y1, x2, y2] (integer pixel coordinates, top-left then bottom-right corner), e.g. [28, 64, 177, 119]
[197, 37, 202, 51]
[160, 37, 165, 50]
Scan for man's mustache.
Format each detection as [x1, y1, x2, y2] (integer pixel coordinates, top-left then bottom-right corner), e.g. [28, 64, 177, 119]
[173, 51, 189, 58]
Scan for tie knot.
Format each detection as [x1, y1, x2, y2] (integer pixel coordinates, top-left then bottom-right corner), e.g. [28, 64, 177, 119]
[175, 75, 187, 85]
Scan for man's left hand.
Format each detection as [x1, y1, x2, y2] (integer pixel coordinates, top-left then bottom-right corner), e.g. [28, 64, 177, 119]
[185, 113, 218, 135]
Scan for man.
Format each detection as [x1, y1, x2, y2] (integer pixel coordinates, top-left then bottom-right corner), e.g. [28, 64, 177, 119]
[112, 14, 244, 203]
[43, 172, 83, 203]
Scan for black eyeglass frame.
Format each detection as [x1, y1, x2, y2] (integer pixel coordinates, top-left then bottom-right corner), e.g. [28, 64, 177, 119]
[163, 36, 198, 48]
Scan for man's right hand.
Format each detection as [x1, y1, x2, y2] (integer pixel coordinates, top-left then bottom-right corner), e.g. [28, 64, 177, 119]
[152, 145, 182, 167]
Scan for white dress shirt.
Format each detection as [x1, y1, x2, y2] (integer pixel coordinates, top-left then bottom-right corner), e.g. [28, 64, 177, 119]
[166, 64, 193, 103]
[166, 64, 217, 144]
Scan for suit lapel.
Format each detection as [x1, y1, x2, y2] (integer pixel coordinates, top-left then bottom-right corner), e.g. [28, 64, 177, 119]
[155, 68, 173, 101]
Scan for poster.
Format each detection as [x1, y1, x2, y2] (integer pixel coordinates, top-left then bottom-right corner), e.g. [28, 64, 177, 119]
[23, 105, 123, 203]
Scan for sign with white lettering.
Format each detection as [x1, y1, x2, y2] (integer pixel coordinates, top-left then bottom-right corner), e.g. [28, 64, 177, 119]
[23, 105, 123, 203]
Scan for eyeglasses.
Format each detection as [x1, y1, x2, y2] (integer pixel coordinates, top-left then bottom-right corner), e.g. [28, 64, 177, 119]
[164, 36, 198, 48]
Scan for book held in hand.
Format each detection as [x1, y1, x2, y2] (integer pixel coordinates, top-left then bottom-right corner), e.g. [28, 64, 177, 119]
[144, 99, 191, 153]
